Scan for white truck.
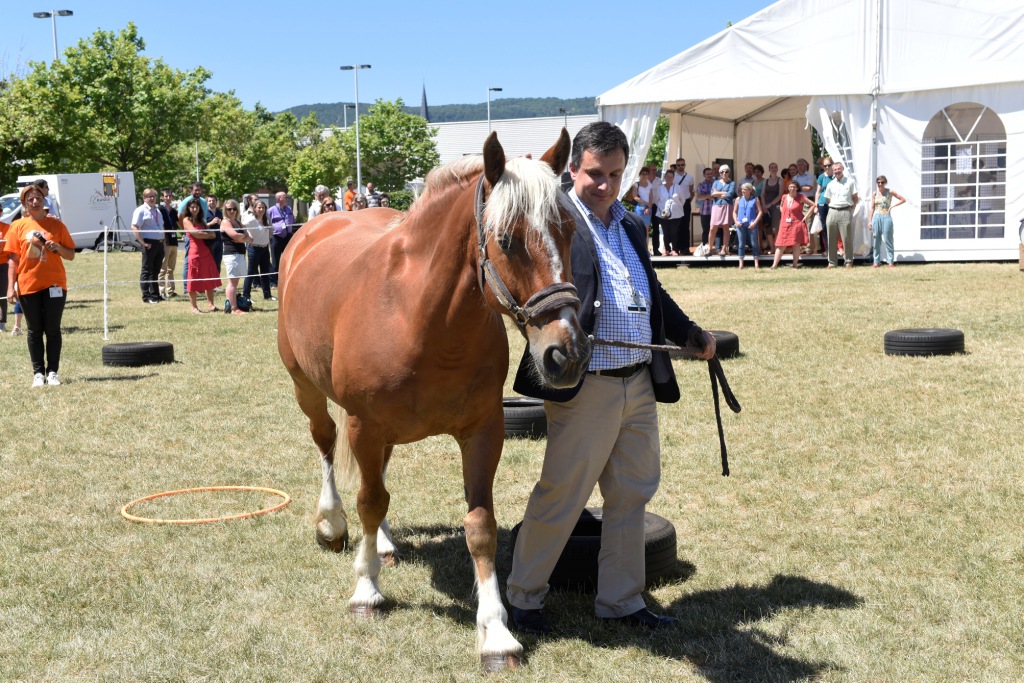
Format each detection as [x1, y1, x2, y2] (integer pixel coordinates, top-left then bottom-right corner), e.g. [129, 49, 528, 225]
[3, 173, 139, 250]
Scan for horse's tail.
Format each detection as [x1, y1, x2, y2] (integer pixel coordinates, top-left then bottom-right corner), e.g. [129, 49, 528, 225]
[334, 402, 361, 490]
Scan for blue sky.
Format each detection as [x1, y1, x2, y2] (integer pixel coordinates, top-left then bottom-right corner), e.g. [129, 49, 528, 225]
[5, 0, 776, 112]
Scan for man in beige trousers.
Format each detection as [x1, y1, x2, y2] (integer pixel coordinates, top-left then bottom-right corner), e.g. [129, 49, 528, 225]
[506, 122, 716, 635]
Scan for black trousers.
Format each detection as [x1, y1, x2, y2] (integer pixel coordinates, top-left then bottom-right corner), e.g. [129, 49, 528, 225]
[140, 239, 165, 300]
[661, 218, 682, 253]
[20, 288, 66, 375]
[681, 202, 692, 252]
[649, 205, 662, 255]
[270, 233, 292, 287]
[244, 245, 273, 299]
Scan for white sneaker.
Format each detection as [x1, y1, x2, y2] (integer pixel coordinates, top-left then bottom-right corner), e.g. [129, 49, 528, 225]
[10, 326, 22, 336]
[46, 372, 61, 386]
[32, 373, 46, 388]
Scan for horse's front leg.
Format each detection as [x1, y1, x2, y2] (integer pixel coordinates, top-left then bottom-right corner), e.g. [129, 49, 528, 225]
[348, 422, 389, 617]
[460, 418, 523, 672]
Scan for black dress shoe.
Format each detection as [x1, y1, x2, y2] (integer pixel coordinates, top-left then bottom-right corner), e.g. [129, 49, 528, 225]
[510, 606, 552, 635]
[606, 607, 678, 630]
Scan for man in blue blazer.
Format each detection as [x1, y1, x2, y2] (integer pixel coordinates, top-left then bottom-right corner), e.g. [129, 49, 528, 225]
[507, 122, 716, 635]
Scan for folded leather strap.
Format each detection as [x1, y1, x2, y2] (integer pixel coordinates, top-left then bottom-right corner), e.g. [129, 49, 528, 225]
[588, 362, 647, 378]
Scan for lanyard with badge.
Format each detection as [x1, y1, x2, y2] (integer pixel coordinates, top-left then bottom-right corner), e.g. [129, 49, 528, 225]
[570, 192, 648, 313]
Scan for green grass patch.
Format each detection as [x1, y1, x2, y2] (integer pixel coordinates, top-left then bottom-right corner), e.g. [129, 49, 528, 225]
[0, 253, 1022, 681]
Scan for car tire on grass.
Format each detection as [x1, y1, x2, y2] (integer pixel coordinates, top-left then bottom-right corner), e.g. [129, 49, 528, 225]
[503, 397, 547, 439]
[101, 341, 175, 367]
[509, 507, 677, 592]
[884, 328, 965, 356]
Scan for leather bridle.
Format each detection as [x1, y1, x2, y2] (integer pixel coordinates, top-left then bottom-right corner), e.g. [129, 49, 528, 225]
[474, 175, 581, 334]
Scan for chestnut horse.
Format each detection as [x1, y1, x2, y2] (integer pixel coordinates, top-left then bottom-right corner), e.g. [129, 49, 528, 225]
[277, 130, 589, 671]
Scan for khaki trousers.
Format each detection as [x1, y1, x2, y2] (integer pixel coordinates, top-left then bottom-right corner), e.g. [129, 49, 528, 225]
[826, 207, 855, 266]
[159, 245, 178, 297]
[507, 368, 660, 618]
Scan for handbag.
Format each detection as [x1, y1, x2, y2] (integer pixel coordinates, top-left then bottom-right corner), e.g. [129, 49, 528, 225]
[810, 213, 823, 235]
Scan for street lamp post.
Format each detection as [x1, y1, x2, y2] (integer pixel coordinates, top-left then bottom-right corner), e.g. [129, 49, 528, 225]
[487, 87, 502, 133]
[344, 104, 356, 129]
[32, 9, 73, 61]
[558, 107, 568, 129]
[340, 65, 371, 193]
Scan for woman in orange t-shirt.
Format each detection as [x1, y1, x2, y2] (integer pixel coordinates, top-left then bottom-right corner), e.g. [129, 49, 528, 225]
[0, 219, 10, 333]
[3, 185, 76, 387]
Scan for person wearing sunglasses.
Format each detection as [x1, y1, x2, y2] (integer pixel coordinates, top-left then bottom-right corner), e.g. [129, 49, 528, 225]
[869, 175, 906, 268]
[708, 165, 737, 257]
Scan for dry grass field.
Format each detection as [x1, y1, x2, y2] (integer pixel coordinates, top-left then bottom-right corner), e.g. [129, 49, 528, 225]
[1, 251, 1022, 682]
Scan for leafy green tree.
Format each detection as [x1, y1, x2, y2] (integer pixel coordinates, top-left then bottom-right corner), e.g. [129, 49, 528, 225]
[7, 23, 210, 189]
[645, 115, 670, 168]
[287, 112, 349, 202]
[338, 98, 439, 192]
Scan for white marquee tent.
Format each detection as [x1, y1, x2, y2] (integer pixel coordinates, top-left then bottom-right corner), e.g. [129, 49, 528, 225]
[597, 0, 1024, 260]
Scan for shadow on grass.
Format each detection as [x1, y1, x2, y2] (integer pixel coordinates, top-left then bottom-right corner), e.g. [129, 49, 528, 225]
[64, 298, 104, 308]
[391, 525, 861, 681]
[77, 373, 159, 382]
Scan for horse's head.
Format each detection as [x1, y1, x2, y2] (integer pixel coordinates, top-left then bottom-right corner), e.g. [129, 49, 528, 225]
[476, 130, 591, 389]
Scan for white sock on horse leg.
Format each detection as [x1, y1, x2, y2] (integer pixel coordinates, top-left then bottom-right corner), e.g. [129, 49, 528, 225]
[316, 456, 348, 542]
[350, 533, 385, 608]
[475, 569, 522, 657]
[376, 517, 397, 556]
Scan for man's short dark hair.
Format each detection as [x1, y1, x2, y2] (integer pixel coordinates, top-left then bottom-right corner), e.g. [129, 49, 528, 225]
[570, 121, 629, 170]
[190, 181, 203, 191]
[31, 178, 48, 190]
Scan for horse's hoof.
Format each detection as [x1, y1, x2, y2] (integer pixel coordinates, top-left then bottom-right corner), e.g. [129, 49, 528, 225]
[481, 653, 521, 673]
[316, 529, 348, 553]
[349, 603, 381, 619]
[380, 551, 400, 568]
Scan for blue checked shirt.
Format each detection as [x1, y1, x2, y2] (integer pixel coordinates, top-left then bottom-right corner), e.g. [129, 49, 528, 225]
[569, 190, 653, 371]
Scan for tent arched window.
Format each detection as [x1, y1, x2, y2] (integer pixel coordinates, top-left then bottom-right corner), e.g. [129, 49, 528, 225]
[920, 103, 1006, 240]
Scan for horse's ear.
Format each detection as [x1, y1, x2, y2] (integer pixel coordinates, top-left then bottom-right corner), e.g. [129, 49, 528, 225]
[483, 132, 505, 187]
[541, 128, 571, 176]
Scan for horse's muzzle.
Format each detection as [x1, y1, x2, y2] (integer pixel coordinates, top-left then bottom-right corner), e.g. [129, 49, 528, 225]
[530, 315, 591, 389]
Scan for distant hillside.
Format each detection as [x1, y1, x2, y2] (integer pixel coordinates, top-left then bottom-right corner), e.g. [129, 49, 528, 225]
[281, 97, 597, 126]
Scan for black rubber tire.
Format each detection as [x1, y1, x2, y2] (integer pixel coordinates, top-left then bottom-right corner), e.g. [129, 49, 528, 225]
[101, 341, 175, 367]
[509, 507, 677, 592]
[884, 328, 965, 356]
[503, 397, 547, 439]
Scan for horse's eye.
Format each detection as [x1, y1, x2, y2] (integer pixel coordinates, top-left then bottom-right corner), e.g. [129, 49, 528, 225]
[498, 232, 514, 252]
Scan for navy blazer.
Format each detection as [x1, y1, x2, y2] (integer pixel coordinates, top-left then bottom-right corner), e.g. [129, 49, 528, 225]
[512, 201, 698, 403]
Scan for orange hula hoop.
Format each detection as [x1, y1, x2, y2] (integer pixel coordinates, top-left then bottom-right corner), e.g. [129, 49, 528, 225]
[120, 485, 292, 525]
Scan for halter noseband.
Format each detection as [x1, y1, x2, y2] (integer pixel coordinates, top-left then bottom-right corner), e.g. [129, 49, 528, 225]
[474, 175, 581, 333]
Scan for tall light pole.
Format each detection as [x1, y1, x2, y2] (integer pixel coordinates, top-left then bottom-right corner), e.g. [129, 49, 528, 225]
[32, 9, 73, 61]
[487, 87, 502, 133]
[558, 107, 568, 129]
[340, 65, 371, 193]
[344, 104, 356, 129]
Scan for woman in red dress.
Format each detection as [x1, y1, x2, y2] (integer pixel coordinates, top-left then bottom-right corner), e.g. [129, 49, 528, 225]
[181, 199, 221, 313]
[771, 181, 816, 269]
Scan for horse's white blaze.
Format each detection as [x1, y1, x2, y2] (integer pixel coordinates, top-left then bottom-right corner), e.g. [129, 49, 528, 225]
[316, 456, 347, 542]
[350, 535, 385, 608]
[475, 570, 523, 657]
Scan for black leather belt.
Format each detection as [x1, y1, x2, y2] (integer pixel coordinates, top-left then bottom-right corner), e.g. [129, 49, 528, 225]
[831, 205, 852, 210]
[588, 362, 647, 378]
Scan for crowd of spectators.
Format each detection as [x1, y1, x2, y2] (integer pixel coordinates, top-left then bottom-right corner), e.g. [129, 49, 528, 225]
[627, 155, 899, 268]
[0, 177, 392, 386]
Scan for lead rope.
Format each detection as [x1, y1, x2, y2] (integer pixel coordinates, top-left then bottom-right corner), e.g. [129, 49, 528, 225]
[589, 336, 741, 476]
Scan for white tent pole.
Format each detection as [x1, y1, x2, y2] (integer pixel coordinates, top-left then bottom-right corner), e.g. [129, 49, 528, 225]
[870, 0, 883, 187]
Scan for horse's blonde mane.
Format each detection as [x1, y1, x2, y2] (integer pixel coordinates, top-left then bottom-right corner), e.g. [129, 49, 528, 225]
[412, 155, 570, 241]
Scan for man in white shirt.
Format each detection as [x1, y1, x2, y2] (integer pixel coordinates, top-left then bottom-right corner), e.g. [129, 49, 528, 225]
[823, 163, 859, 268]
[131, 188, 166, 303]
[308, 185, 331, 219]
